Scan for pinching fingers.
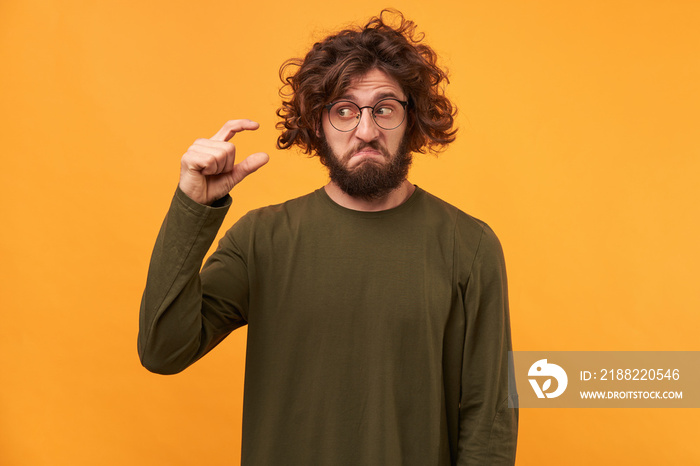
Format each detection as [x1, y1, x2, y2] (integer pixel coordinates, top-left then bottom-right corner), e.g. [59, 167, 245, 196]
[211, 119, 260, 142]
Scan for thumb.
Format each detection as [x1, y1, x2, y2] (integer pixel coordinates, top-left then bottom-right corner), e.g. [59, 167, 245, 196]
[232, 152, 270, 185]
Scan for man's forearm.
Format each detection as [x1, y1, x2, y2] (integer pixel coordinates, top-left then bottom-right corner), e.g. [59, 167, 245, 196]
[138, 188, 231, 374]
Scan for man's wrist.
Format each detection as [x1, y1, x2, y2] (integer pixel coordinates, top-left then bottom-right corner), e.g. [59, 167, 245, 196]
[175, 186, 232, 211]
[210, 195, 231, 208]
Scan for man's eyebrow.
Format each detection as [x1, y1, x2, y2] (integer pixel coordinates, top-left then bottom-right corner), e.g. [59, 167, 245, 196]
[337, 91, 404, 101]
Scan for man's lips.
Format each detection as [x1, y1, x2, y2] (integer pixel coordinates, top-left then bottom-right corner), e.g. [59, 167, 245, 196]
[343, 144, 388, 167]
[351, 149, 384, 158]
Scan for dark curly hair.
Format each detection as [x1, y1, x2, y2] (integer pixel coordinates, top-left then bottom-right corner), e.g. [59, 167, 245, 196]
[276, 9, 457, 156]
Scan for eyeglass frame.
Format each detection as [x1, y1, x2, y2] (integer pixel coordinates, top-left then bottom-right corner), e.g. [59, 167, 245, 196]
[323, 98, 409, 132]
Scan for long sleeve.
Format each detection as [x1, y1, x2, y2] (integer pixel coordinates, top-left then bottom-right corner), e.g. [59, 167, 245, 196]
[457, 223, 518, 465]
[138, 187, 249, 375]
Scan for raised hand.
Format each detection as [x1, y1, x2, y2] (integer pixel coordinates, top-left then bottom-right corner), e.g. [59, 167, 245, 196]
[179, 119, 270, 205]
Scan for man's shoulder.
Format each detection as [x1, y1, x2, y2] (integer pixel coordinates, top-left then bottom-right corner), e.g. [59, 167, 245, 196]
[418, 189, 506, 272]
[230, 189, 323, 230]
[417, 187, 492, 235]
[252, 189, 320, 215]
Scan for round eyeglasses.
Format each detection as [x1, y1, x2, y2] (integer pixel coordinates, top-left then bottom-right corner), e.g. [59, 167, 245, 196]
[324, 98, 408, 132]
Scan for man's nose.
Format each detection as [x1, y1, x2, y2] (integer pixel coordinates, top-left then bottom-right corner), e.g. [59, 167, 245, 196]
[354, 108, 381, 141]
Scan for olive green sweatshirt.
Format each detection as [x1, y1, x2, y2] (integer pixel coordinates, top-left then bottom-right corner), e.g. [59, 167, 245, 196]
[139, 186, 518, 465]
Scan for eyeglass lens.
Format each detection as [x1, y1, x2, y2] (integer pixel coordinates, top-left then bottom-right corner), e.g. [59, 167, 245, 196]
[328, 99, 406, 131]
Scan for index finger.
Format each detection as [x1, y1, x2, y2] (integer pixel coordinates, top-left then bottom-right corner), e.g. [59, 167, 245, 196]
[211, 119, 260, 142]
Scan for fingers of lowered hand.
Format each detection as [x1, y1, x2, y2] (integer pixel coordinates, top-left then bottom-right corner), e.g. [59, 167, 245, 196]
[181, 150, 221, 176]
[189, 138, 237, 158]
[183, 140, 236, 175]
[211, 119, 260, 142]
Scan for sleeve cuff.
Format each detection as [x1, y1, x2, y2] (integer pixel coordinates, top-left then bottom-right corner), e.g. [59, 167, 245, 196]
[174, 185, 233, 212]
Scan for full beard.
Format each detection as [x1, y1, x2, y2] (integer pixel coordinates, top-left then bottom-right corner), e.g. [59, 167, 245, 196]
[318, 137, 413, 201]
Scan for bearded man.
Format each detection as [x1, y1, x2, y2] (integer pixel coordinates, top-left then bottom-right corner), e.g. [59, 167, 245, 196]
[139, 10, 518, 465]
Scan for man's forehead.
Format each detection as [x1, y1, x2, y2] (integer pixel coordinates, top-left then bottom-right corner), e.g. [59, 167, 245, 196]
[337, 69, 405, 101]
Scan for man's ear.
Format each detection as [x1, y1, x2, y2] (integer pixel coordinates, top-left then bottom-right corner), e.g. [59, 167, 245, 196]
[316, 108, 326, 138]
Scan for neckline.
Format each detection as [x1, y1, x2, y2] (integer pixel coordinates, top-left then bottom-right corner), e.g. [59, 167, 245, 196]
[316, 184, 423, 218]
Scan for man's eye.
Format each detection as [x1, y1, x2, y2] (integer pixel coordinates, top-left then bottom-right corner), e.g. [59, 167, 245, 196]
[374, 106, 394, 116]
[336, 107, 356, 118]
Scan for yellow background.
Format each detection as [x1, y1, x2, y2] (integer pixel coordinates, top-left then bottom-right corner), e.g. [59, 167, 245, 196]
[1, 0, 698, 464]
